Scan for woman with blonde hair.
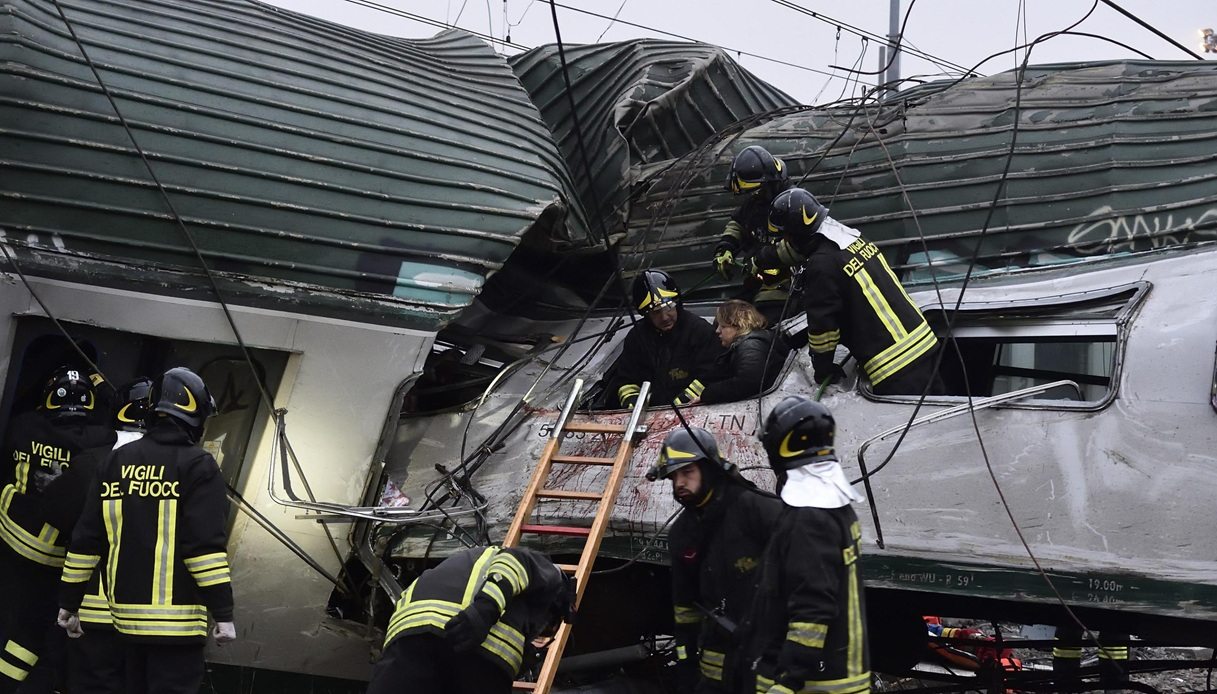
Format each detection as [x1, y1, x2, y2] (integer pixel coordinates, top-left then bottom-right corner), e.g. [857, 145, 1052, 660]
[677, 300, 790, 405]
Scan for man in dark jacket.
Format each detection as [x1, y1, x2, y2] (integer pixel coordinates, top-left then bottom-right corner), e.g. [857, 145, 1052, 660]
[606, 269, 721, 409]
[366, 545, 576, 694]
[767, 189, 941, 396]
[713, 145, 798, 326]
[647, 427, 782, 693]
[0, 367, 114, 693]
[737, 396, 870, 694]
[58, 367, 235, 694]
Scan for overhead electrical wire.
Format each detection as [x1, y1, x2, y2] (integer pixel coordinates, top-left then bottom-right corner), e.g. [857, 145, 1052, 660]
[1099, 0, 1204, 60]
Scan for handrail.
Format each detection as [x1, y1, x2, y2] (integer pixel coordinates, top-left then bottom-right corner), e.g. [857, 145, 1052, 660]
[551, 378, 585, 439]
[624, 381, 653, 441]
[856, 379, 1082, 472]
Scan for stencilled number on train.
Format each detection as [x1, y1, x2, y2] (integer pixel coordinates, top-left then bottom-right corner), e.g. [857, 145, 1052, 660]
[1086, 577, 1124, 592]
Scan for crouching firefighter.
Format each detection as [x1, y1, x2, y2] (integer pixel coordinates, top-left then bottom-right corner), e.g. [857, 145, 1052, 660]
[735, 396, 871, 694]
[367, 546, 577, 694]
[647, 427, 782, 693]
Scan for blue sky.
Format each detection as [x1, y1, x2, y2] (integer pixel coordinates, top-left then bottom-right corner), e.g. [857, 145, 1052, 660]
[264, 0, 1215, 103]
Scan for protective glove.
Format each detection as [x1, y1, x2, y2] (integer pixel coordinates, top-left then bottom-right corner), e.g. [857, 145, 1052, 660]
[713, 249, 736, 280]
[32, 467, 62, 493]
[812, 353, 846, 386]
[618, 384, 641, 410]
[213, 621, 237, 644]
[57, 609, 83, 639]
[445, 597, 501, 653]
[672, 380, 704, 406]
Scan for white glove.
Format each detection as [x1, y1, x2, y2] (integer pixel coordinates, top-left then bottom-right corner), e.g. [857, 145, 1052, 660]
[213, 621, 237, 644]
[57, 609, 83, 639]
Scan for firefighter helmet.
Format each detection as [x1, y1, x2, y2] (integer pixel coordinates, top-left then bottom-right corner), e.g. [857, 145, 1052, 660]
[115, 377, 155, 430]
[645, 426, 729, 481]
[631, 269, 681, 316]
[726, 145, 789, 199]
[153, 367, 215, 429]
[767, 188, 828, 246]
[42, 367, 95, 420]
[760, 395, 836, 470]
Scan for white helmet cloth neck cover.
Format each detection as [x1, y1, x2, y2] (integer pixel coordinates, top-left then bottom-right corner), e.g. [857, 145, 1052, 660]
[780, 460, 862, 509]
[818, 216, 862, 250]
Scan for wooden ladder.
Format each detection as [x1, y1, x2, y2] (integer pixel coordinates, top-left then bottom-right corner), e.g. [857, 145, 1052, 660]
[503, 378, 651, 693]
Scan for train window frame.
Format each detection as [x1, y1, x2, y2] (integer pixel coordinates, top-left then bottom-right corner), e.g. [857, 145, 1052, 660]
[863, 282, 1150, 410]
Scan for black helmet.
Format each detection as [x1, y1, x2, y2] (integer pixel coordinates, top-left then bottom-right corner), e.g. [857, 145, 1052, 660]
[646, 426, 730, 481]
[760, 395, 836, 471]
[631, 269, 681, 316]
[115, 377, 155, 430]
[727, 145, 789, 199]
[42, 367, 95, 420]
[767, 188, 828, 247]
[154, 367, 215, 430]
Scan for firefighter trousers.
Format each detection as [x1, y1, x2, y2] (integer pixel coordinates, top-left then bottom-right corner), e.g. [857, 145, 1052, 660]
[125, 642, 204, 694]
[366, 633, 512, 694]
[0, 547, 59, 694]
[69, 628, 124, 694]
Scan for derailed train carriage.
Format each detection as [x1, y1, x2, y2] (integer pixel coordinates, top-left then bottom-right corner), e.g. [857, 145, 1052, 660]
[2, 0, 1217, 687]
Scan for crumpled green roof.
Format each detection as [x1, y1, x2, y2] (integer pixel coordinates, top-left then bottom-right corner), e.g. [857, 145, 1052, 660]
[619, 59, 1217, 298]
[0, 0, 593, 329]
[509, 40, 797, 241]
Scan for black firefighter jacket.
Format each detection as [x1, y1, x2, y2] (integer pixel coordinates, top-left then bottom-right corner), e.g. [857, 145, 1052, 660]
[802, 235, 936, 389]
[718, 195, 793, 306]
[736, 504, 870, 694]
[59, 419, 233, 644]
[609, 309, 722, 407]
[383, 546, 566, 678]
[699, 330, 790, 405]
[1, 411, 115, 568]
[670, 481, 784, 687]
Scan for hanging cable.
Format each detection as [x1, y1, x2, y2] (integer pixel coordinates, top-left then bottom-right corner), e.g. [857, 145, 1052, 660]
[1099, 0, 1204, 60]
[595, 0, 629, 42]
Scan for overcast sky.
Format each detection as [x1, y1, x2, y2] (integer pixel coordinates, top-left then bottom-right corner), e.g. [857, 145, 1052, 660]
[263, 0, 1215, 103]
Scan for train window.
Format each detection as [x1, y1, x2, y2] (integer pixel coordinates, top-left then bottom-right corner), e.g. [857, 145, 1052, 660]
[909, 283, 1149, 406]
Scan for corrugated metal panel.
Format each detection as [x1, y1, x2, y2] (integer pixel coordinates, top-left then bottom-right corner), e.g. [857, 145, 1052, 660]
[0, 0, 593, 329]
[621, 60, 1217, 299]
[509, 40, 797, 239]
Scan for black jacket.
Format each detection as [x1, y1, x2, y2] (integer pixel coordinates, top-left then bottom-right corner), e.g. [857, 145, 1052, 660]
[60, 419, 233, 644]
[719, 196, 793, 304]
[383, 546, 567, 677]
[1, 411, 115, 568]
[608, 309, 722, 407]
[736, 504, 870, 694]
[700, 330, 790, 405]
[670, 480, 783, 687]
[802, 235, 936, 389]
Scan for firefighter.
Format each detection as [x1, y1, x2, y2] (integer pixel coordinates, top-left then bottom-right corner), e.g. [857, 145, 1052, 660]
[47, 378, 154, 694]
[713, 145, 798, 326]
[737, 395, 870, 694]
[0, 367, 114, 693]
[366, 545, 577, 694]
[646, 427, 782, 693]
[606, 269, 721, 409]
[57, 367, 235, 694]
[767, 188, 942, 396]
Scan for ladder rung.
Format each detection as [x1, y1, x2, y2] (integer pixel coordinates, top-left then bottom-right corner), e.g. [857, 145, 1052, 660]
[551, 455, 617, 466]
[520, 523, 591, 537]
[557, 563, 578, 573]
[512, 682, 537, 691]
[537, 489, 603, 501]
[562, 422, 627, 434]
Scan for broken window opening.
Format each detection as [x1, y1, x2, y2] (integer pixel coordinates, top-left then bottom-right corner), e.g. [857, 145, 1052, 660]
[904, 283, 1147, 406]
[399, 341, 506, 416]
